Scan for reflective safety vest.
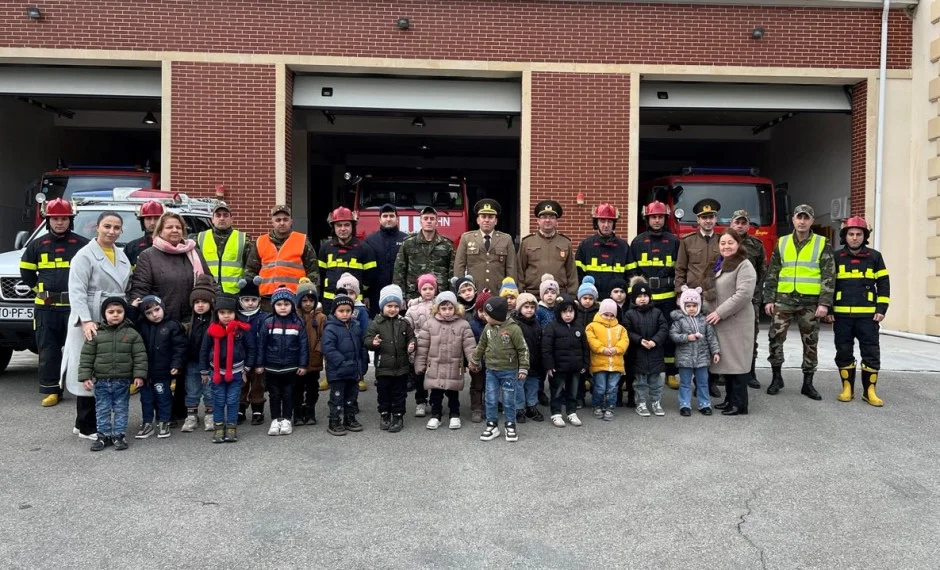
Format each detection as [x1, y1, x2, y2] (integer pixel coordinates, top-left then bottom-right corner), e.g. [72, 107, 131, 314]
[776, 234, 824, 295]
[198, 230, 246, 294]
[256, 232, 307, 296]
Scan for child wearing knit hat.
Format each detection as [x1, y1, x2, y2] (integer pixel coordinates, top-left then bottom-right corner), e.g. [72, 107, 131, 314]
[254, 285, 309, 436]
[623, 276, 668, 418]
[585, 298, 629, 421]
[404, 273, 438, 417]
[536, 274, 560, 330]
[322, 294, 369, 435]
[238, 276, 270, 426]
[574, 276, 600, 407]
[181, 275, 217, 434]
[364, 284, 415, 433]
[294, 278, 326, 426]
[453, 274, 477, 313]
[669, 286, 721, 417]
[513, 292, 545, 423]
[136, 295, 188, 440]
[499, 276, 519, 311]
[335, 272, 371, 394]
[466, 289, 492, 423]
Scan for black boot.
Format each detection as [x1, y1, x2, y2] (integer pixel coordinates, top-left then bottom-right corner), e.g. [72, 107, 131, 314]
[237, 403, 248, 425]
[344, 414, 363, 432]
[708, 375, 721, 399]
[800, 372, 822, 400]
[516, 407, 527, 423]
[388, 414, 404, 433]
[767, 366, 784, 395]
[528, 406, 544, 422]
[328, 417, 346, 436]
[747, 363, 761, 389]
[379, 412, 391, 431]
[250, 404, 264, 425]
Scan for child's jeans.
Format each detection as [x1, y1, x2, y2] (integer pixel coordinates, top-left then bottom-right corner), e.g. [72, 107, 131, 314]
[591, 370, 621, 410]
[141, 378, 172, 423]
[633, 372, 664, 406]
[516, 375, 540, 410]
[328, 378, 360, 421]
[549, 371, 578, 416]
[678, 367, 711, 410]
[213, 373, 243, 425]
[94, 379, 131, 436]
[184, 365, 212, 411]
[485, 369, 521, 424]
[429, 388, 460, 419]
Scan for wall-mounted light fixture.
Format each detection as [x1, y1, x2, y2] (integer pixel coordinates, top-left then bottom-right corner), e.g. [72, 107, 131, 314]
[576, 191, 586, 206]
[396, 17, 410, 30]
[26, 7, 42, 20]
[142, 111, 158, 125]
[412, 116, 425, 128]
[751, 27, 765, 40]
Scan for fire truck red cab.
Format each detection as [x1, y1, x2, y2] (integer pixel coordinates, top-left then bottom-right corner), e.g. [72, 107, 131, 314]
[32, 162, 159, 227]
[637, 167, 790, 262]
[349, 174, 470, 243]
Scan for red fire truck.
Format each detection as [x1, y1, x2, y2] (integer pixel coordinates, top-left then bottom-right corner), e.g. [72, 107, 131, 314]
[348, 174, 470, 243]
[30, 161, 159, 227]
[637, 167, 791, 262]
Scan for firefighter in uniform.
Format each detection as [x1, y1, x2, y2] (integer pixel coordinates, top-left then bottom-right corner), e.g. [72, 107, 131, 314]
[674, 198, 721, 396]
[19, 198, 88, 406]
[827, 216, 889, 406]
[517, 200, 577, 296]
[124, 200, 164, 269]
[318, 206, 377, 313]
[453, 199, 516, 293]
[763, 204, 835, 400]
[576, 203, 629, 299]
[627, 201, 681, 389]
[196, 202, 252, 295]
[729, 209, 767, 389]
[393, 206, 455, 301]
[244, 205, 319, 300]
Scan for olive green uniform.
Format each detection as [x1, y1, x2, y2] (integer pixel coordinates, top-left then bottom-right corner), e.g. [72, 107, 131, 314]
[517, 231, 577, 296]
[453, 230, 516, 293]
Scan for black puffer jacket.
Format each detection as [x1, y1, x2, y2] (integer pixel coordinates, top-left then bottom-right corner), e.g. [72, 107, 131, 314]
[364, 313, 415, 377]
[574, 302, 599, 331]
[186, 312, 212, 363]
[514, 311, 543, 376]
[622, 304, 668, 375]
[137, 317, 188, 379]
[542, 299, 589, 374]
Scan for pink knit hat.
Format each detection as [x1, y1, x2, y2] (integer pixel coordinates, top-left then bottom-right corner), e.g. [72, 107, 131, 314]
[599, 298, 618, 316]
[678, 285, 702, 310]
[417, 273, 438, 293]
[539, 273, 559, 298]
[336, 272, 360, 298]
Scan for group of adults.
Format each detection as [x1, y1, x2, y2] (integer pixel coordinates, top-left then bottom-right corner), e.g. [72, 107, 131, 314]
[23, 186, 889, 437]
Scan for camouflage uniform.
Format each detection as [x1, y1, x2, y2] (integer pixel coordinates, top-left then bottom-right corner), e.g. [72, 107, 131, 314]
[763, 232, 835, 373]
[392, 230, 455, 300]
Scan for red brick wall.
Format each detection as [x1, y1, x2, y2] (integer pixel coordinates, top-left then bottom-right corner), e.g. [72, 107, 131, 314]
[850, 80, 867, 217]
[530, 73, 631, 241]
[170, 62, 276, 239]
[0, 1, 911, 69]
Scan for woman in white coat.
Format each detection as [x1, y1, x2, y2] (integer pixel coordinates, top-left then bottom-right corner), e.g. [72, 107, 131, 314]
[63, 212, 133, 439]
[705, 230, 756, 415]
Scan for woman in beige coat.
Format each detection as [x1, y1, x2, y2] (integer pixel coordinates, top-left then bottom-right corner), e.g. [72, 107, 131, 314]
[705, 231, 756, 415]
[414, 291, 476, 430]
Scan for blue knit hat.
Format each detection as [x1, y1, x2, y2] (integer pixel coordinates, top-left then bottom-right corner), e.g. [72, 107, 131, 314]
[379, 284, 404, 310]
[140, 294, 165, 312]
[577, 276, 598, 299]
[271, 285, 295, 308]
[499, 276, 518, 298]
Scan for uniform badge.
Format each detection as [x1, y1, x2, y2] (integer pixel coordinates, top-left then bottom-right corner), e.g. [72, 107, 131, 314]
[559, 250, 566, 259]
[498, 255, 505, 263]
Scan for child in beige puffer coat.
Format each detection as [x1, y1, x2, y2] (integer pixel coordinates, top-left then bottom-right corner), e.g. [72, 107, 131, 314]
[415, 291, 476, 430]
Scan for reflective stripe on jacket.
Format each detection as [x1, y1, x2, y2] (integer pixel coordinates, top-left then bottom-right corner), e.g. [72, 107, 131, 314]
[198, 229, 246, 294]
[777, 234, 824, 295]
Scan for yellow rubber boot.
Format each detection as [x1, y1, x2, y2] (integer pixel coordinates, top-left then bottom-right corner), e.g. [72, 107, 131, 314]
[837, 365, 856, 402]
[319, 377, 329, 391]
[41, 393, 60, 407]
[358, 379, 368, 392]
[129, 383, 140, 395]
[666, 375, 679, 390]
[861, 367, 883, 407]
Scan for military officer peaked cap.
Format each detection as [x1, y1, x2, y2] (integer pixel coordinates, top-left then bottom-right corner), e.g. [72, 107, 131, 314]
[692, 198, 721, 217]
[474, 199, 501, 216]
[534, 200, 563, 218]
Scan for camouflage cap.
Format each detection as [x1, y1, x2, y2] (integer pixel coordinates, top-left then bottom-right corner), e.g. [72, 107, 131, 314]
[270, 204, 291, 217]
[732, 209, 750, 221]
[793, 204, 815, 217]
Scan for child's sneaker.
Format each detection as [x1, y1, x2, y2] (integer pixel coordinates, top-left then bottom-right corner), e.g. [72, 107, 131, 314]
[551, 414, 566, 427]
[379, 413, 391, 431]
[181, 415, 198, 432]
[415, 403, 427, 417]
[567, 412, 583, 426]
[516, 410, 526, 424]
[135, 423, 153, 439]
[593, 408, 603, 419]
[528, 406, 544, 422]
[636, 403, 651, 417]
[90, 434, 111, 452]
[113, 434, 128, 451]
[603, 409, 614, 421]
[426, 417, 441, 430]
[344, 415, 363, 432]
[480, 422, 500, 441]
[156, 422, 171, 438]
[251, 412, 264, 426]
[680, 407, 692, 417]
[449, 417, 461, 430]
[651, 401, 665, 416]
[327, 418, 346, 436]
[268, 420, 281, 436]
[279, 419, 293, 435]
[388, 414, 404, 433]
[504, 422, 518, 442]
[204, 414, 214, 431]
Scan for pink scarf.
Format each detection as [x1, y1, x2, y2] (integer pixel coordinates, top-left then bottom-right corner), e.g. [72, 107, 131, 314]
[152, 236, 205, 281]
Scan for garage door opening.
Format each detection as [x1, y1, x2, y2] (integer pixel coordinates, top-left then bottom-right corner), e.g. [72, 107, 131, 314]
[292, 75, 521, 245]
[0, 66, 162, 247]
[639, 81, 853, 253]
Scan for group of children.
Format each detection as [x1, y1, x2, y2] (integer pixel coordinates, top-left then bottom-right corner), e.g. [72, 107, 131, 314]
[84, 266, 724, 450]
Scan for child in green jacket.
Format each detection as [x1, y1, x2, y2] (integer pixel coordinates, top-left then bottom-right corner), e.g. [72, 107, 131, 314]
[78, 297, 148, 452]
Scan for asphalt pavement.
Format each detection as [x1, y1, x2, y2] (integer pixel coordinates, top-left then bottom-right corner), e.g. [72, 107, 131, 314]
[0, 328, 938, 568]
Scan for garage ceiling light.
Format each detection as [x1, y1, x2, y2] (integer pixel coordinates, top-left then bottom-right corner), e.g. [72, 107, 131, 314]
[412, 116, 425, 128]
[26, 7, 42, 20]
[142, 111, 158, 125]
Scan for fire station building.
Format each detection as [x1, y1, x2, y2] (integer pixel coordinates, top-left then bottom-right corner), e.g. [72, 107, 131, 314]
[1, 0, 939, 336]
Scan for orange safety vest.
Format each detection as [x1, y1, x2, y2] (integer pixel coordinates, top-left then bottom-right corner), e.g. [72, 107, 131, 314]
[256, 232, 307, 295]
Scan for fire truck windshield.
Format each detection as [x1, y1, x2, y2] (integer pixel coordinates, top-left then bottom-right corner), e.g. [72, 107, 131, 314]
[358, 180, 463, 211]
[673, 183, 773, 226]
[42, 175, 154, 202]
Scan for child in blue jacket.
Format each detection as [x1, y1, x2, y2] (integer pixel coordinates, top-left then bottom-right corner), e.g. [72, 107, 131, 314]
[237, 277, 269, 426]
[321, 294, 369, 436]
[255, 286, 308, 437]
